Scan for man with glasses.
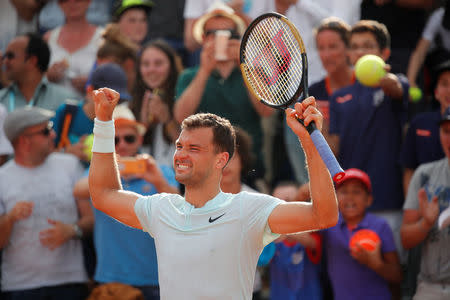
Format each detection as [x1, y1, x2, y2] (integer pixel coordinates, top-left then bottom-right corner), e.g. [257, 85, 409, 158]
[0, 33, 77, 113]
[0, 106, 90, 299]
[174, 2, 273, 188]
[73, 104, 179, 300]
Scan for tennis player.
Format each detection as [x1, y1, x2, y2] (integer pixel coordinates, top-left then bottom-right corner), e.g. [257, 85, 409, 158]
[89, 87, 338, 299]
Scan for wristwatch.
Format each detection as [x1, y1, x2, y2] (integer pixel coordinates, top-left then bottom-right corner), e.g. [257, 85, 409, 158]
[73, 224, 83, 239]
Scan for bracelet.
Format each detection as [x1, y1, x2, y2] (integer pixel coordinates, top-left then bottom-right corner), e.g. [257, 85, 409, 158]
[73, 224, 83, 239]
[92, 118, 115, 153]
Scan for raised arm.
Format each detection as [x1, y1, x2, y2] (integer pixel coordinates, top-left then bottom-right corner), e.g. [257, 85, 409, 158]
[406, 38, 431, 88]
[174, 40, 216, 123]
[88, 88, 142, 229]
[269, 98, 338, 234]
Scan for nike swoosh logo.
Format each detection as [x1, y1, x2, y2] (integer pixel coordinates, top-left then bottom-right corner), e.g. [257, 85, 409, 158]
[209, 213, 225, 223]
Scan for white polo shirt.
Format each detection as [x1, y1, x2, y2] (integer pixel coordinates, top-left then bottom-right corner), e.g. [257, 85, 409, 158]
[134, 191, 283, 299]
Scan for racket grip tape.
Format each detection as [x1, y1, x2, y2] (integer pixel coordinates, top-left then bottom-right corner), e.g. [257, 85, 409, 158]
[309, 130, 345, 182]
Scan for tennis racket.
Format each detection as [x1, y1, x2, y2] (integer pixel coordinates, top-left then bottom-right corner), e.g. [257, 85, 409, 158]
[239, 12, 344, 182]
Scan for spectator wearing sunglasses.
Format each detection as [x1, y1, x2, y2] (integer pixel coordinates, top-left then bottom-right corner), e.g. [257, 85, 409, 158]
[174, 1, 273, 190]
[73, 104, 179, 300]
[0, 33, 77, 113]
[0, 106, 91, 300]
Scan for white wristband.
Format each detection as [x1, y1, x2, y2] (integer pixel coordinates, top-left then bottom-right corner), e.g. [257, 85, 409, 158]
[92, 118, 115, 153]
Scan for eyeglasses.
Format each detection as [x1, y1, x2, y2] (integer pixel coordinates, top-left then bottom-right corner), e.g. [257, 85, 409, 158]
[115, 135, 137, 145]
[204, 29, 241, 40]
[25, 121, 53, 137]
[3, 52, 15, 60]
[350, 43, 379, 52]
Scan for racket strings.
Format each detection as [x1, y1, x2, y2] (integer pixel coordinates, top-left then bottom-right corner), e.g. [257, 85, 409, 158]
[242, 17, 304, 106]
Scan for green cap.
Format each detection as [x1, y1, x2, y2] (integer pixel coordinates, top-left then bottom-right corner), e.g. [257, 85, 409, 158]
[114, 0, 154, 18]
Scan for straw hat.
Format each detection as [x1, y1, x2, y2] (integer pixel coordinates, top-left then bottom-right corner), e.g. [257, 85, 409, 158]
[192, 1, 247, 44]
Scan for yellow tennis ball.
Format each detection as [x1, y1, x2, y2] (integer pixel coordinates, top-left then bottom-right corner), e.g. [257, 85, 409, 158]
[409, 87, 422, 102]
[83, 134, 94, 161]
[355, 54, 386, 87]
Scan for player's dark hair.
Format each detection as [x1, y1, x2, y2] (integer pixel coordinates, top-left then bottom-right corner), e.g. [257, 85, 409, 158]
[182, 113, 235, 159]
[315, 17, 351, 47]
[24, 33, 50, 73]
[351, 20, 390, 50]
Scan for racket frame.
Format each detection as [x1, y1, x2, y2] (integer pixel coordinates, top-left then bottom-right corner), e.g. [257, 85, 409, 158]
[240, 12, 308, 109]
[239, 12, 345, 182]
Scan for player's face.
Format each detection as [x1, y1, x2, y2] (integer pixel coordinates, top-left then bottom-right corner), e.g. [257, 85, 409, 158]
[115, 126, 142, 157]
[118, 8, 148, 45]
[435, 71, 450, 109]
[440, 122, 450, 158]
[3, 36, 29, 81]
[174, 127, 222, 187]
[349, 32, 385, 65]
[337, 179, 372, 223]
[140, 47, 171, 89]
[316, 29, 349, 75]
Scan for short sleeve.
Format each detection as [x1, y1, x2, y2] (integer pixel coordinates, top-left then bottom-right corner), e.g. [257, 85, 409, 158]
[422, 8, 444, 42]
[403, 166, 425, 211]
[240, 192, 284, 246]
[134, 196, 154, 236]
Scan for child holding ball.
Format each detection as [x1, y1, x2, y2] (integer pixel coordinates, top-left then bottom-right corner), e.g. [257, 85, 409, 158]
[328, 21, 409, 261]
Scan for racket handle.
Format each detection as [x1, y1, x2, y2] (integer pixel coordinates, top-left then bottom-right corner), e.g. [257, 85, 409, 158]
[309, 129, 345, 182]
[296, 118, 344, 181]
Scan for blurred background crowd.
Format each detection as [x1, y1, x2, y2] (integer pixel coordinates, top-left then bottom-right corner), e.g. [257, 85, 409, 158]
[0, 0, 449, 299]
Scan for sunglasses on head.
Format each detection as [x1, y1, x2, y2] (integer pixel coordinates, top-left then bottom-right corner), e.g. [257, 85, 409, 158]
[25, 121, 53, 137]
[204, 29, 241, 40]
[115, 135, 137, 145]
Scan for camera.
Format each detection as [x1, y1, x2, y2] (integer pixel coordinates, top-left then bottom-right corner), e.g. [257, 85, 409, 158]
[118, 157, 147, 175]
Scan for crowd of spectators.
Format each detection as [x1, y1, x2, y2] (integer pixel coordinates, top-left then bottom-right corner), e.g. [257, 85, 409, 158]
[0, 0, 449, 299]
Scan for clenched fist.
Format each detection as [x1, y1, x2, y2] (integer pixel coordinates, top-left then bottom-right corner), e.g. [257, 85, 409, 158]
[93, 87, 121, 121]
